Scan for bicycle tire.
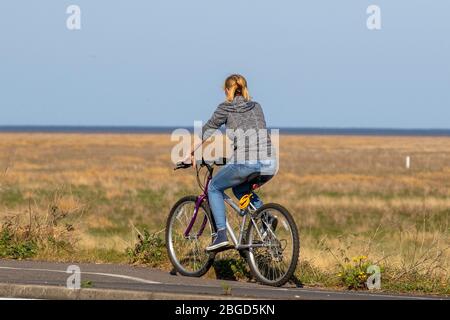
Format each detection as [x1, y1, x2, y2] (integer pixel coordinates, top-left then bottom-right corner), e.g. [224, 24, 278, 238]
[165, 195, 217, 277]
[245, 203, 299, 287]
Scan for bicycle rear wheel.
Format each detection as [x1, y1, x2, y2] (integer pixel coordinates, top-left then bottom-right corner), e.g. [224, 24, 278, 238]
[245, 203, 299, 287]
[166, 196, 216, 277]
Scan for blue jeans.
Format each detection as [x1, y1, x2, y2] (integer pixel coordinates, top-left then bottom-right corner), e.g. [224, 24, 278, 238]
[207, 161, 275, 230]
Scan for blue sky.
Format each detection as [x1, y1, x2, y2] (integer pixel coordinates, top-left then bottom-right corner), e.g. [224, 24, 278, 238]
[0, 1, 449, 128]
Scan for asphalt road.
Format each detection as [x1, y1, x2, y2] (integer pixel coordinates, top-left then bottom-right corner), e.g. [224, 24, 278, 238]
[0, 259, 446, 300]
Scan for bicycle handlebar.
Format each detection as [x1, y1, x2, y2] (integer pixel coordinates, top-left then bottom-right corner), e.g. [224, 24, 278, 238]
[174, 157, 227, 171]
[174, 162, 193, 170]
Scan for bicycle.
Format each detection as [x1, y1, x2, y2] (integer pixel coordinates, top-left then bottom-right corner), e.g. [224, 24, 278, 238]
[165, 158, 299, 287]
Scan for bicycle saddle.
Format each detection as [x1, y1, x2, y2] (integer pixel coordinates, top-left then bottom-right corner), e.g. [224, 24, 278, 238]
[246, 172, 273, 190]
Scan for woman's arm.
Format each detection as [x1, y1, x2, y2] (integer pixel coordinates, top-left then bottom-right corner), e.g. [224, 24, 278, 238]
[201, 105, 228, 140]
[183, 105, 228, 166]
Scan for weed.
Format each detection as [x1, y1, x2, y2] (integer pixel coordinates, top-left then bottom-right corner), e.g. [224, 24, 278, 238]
[0, 225, 37, 259]
[213, 255, 251, 281]
[295, 260, 337, 287]
[220, 282, 232, 296]
[0, 189, 81, 259]
[126, 229, 167, 267]
[337, 255, 379, 289]
[81, 280, 93, 288]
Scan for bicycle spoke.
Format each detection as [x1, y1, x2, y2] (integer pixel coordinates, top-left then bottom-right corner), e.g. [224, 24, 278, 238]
[168, 199, 213, 275]
[247, 206, 298, 284]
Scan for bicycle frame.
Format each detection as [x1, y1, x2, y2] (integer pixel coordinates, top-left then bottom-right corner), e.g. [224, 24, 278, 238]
[183, 173, 267, 250]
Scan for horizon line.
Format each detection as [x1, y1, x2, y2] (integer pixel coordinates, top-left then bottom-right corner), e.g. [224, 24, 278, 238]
[0, 124, 449, 130]
[0, 125, 449, 137]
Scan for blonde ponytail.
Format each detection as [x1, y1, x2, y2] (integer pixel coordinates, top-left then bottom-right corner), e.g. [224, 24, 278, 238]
[224, 74, 250, 102]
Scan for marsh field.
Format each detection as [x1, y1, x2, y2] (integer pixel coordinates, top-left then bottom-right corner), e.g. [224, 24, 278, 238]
[0, 133, 449, 294]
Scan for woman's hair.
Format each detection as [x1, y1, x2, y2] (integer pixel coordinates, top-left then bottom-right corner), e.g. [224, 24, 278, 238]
[224, 74, 250, 102]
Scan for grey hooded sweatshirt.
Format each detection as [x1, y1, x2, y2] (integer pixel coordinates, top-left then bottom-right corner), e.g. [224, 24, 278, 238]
[201, 96, 275, 163]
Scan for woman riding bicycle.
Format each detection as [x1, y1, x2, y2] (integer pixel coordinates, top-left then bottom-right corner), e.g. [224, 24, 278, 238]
[187, 74, 277, 251]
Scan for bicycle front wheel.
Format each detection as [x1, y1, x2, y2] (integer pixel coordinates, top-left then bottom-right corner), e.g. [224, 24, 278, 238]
[245, 203, 299, 287]
[166, 196, 216, 277]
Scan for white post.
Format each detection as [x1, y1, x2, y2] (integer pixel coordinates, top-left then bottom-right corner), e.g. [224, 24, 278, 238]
[406, 156, 410, 169]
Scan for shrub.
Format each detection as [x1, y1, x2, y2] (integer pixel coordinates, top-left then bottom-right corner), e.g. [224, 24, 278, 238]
[0, 225, 37, 259]
[0, 190, 80, 259]
[126, 229, 167, 267]
[337, 255, 381, 289]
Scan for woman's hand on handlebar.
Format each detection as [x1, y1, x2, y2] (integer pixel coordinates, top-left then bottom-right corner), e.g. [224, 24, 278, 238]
[174, 160, 193, 170]
[177, 151, 195, 170]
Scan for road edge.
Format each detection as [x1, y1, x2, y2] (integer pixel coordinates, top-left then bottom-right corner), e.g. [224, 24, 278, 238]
[0, 283, 252, 300]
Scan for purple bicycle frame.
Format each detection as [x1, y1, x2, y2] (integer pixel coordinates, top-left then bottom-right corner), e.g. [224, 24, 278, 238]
[183, 175, 211, 238]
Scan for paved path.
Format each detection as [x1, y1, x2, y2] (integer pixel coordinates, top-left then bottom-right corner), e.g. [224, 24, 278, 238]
[0, 259, 446, 300]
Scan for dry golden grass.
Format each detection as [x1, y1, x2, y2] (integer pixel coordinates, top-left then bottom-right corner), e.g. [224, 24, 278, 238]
[0, 133, 449, 293]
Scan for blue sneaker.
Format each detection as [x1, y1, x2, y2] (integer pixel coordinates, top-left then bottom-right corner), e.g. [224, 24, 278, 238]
[206, 229, 229, 251]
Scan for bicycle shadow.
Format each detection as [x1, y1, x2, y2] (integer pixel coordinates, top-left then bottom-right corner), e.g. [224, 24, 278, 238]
[213, 258, 304, 288]
[212, 258, 252, 281]
[170, 257, 304, 288]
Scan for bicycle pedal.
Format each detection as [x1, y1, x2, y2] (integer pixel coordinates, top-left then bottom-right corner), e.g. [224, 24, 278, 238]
[239, 194, 251, 210]
[209, 244, 234, 253]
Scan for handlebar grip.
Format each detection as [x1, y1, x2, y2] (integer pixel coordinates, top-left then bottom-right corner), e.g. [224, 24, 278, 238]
[174, 161, 193, 170]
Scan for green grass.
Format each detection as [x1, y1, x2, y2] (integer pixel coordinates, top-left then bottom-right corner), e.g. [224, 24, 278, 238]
[136, 189, 166, 208]
[87, 226, 130, 237]
[81, 280, 94, 288]
[70, 185, 109, 204]
[0, 227, 37, 259]
[291, 189, 446, 199]
[74, 248, 127, 264]
[295, 261, 338, 287]
[0, 188, 24, 207]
